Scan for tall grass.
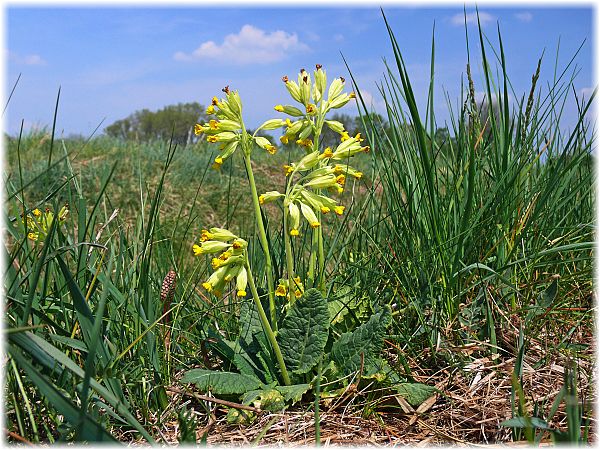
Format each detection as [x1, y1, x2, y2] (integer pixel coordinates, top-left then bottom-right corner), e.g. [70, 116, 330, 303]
[4, 12, 594, 443]
[346, 12, 594, 356]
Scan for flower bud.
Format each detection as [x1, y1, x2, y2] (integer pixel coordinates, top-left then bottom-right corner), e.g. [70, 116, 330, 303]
[215, 119, 242, 131]
[329, 93, 352, 109]
[299, 202, 320, 228]
[298, 121, 313, 140]
[274, 104, 304, 117]
[259, 191, 284, 205]
[325, 120, 345, 134]
[288, 202, 300, 235]
[312, 82, 322, 104]
[296, 150, 321, 171]
[194, 240, 231, 255]
[314, 65, 327, 98]
[304, 174, 337, 189]
[206, 227, 238, 242]
[219, 140, 240, 160]
[284, 78, 302, 103]
[227, 90, 243, 115]
[255, 136, 277, 154]
[257, 118, 286, 131]
[298, 69, 311, 105]
[236, 266, 248, 297]
[327, 77, 345, 101]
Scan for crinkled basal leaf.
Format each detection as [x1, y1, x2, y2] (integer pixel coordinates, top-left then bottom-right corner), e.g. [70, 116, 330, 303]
[330, 306, 391, 376]
[396, 383, 438, 407]
[239, 298, 263, 345]
[182, 369, 261, 395]
[362, 358, 402, 384]
[278, 288, 329, 375]
[275, 383, 310, 404]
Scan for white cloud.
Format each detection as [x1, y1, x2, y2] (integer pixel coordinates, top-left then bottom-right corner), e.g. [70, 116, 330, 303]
[515, 12, 533, 23]
[174, 24, 309, 65]
[579, 87, 595, 98]
[333, 33, 344, 43]
[9, 51, 46, 66]
[450, 11, 494, 26]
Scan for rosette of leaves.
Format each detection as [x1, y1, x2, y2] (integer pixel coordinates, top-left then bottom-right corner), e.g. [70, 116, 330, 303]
[182, 288, 414, 411]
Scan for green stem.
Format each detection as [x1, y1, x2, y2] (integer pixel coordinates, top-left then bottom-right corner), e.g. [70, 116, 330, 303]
[314, 356, 322, 446]
[317, 222, 325, 291]
[283, 206, 295, 300]
[242, 151, 277, 330]
[245, 261, 291, 386]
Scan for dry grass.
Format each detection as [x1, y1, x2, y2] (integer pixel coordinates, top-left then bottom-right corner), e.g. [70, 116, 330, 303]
[121, 316, 594, 446]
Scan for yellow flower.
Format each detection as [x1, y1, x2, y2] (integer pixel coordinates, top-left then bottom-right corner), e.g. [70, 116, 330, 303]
[27, 232, 38, 241]
[310, 222, 320, 229]
[349, 92, 356, 99]
[215, 156, 223, 165]
[193, 244, 203, 256]
[275, 284, 287, 296]
[265, 144, 277, 154]
[207, 135, 218, 143]
[211, 258, 222, 269]
[340, 131, 350, 142]
[290, 228, 300, 236]
[336, 184, 344, 194]
[354, 171, 363, 179]
[200, 229, 212, 242]
[296, 138, 312, 148]
[219, 251, 232, 261]
[194, 124, 204, 135]
[33, 208, 42, 217]
[334, 206, 345, 215]
[319, 147, 333, 159]
[321, 206, 331, 214]
[211, 96, 219, 105]
[274, 105, 284, 112]
[285, 118, 293, 128]
[336, 174, 346, 186]
[237, 290, 247, 297]
[280, 135, 289, 145]
[283, 165, 294, 176]
[202, 282, 213, 292]
[209, 119, 219, 130]
[206, 105, 216, 115]
[294, 290, 302, 298]
[259, 194, 265, 205]
[306, 103, 317, 114]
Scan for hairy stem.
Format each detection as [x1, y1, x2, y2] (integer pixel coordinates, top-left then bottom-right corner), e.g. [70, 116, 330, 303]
[242, 151, 277, 330]
[245, 261, 291, 386]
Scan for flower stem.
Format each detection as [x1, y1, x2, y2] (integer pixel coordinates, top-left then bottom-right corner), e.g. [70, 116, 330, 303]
[242, 151, 277, 331]
[245, 261, 291, 386]
[283, 206, 295, 299]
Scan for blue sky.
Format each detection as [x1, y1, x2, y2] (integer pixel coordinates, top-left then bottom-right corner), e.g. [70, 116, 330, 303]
[5, 5, 595, 137]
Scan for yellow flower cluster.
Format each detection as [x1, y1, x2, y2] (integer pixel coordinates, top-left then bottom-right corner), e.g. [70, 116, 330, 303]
[194, 87, 282, 168]
[23, 205, 69, 242]
[193, 227, 249, 298]
[275, 276, 304, 301]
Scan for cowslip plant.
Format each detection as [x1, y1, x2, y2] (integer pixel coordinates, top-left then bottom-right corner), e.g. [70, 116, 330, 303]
[185, 66, 396, 413]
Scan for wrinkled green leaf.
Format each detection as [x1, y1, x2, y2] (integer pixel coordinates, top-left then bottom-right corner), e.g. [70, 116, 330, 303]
[278, 288, 329, 375]
[275, 383, 310, 403]
[396, 382, 438, 407]
[182, 369, 261, 395]
[331, 306, 391, 376]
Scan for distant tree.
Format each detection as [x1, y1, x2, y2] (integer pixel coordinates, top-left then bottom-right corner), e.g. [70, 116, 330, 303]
[105, 102, 207, 144]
